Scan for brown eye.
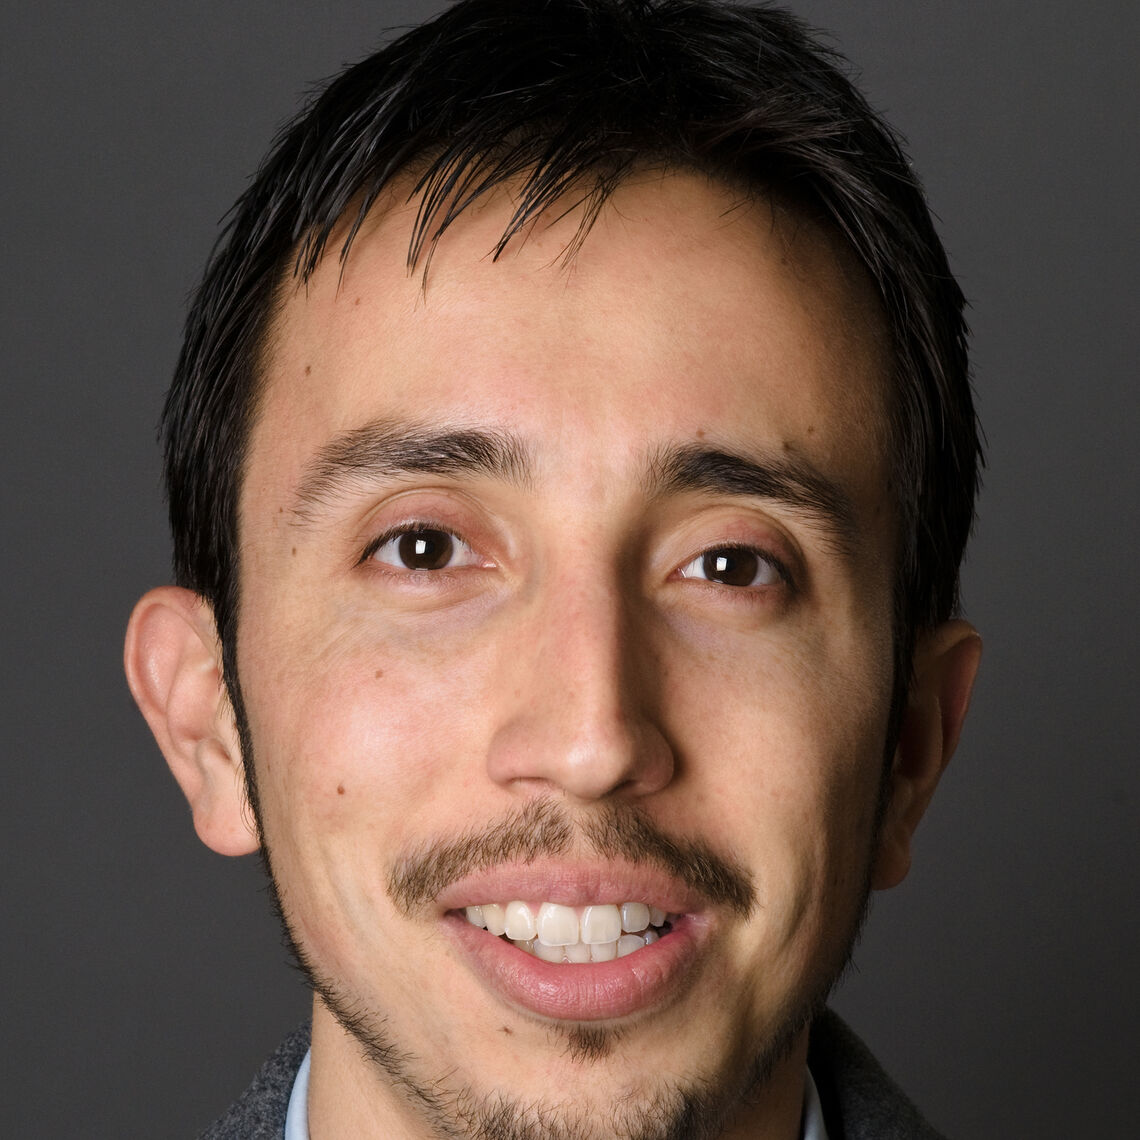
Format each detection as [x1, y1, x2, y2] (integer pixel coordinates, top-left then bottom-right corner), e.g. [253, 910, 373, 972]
[703, 548, 757, 586]
[679, 546, 781, 588]
[368, 527, 481, 572]
[397, 529, 454, 570]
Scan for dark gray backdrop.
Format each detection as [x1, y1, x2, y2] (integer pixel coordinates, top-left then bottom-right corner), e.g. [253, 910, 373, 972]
[4, 1, 1137, 1135]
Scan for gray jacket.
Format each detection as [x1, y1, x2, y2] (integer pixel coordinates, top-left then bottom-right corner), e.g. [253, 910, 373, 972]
[198, 1010, 946, 1139]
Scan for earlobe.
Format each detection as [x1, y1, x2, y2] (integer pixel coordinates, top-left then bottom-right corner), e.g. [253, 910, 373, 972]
[124, 587, 259, 856]
[872, 619, 982, 890]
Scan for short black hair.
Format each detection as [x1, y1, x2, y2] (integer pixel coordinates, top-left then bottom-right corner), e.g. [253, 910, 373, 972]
[164, 0, 980, 751]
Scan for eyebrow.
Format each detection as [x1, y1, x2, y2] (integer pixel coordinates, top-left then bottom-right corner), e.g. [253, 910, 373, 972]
[290, 419, 533, 524]
[289, 421, 860, 555]
[647, 442, 860, 557]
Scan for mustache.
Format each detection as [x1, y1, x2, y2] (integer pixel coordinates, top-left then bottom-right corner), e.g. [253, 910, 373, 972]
[387, 798, 755, 917]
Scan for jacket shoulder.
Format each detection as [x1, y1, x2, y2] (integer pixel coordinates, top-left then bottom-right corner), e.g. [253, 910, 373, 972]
[198, 1023, 312, 1140]
[809, 1010, 948, 1140]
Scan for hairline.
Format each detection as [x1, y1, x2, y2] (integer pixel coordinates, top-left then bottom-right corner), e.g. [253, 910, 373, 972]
[242, 161, 896, 582]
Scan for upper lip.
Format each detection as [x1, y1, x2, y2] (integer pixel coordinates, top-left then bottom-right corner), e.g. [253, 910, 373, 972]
[433, 860, 710, 916]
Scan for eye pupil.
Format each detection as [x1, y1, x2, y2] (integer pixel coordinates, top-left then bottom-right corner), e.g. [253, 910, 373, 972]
[702, 547, 758, 587]
[397, 529, 453, 570]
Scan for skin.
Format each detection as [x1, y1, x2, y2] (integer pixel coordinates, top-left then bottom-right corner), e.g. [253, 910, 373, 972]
[126, 172, 981, 1139]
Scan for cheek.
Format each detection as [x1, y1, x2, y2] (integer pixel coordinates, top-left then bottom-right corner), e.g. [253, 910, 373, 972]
[238, 611, 505, 881]
[238, 622, 505, 968]
[660, 622, 889, 903]
[671, 650, 885, 1018]
[664, 616, 889, 781]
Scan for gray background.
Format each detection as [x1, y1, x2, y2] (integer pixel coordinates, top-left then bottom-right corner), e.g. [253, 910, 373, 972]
[3, 1, 1137, 1135]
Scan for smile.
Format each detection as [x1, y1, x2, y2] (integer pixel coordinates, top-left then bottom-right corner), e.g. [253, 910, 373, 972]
[438, 863, 710, 1019]
[464, 900, 675, 963]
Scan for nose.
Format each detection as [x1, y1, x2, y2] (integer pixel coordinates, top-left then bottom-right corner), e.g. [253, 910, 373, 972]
[485, 575, 676, 803]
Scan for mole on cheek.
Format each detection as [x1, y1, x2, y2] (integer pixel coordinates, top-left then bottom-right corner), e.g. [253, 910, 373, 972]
[337, 784, 345, 796]
[374, 669, 384, 679]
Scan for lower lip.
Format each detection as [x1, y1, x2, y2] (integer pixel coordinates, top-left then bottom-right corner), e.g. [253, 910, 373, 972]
[443, 913, 707, 1021]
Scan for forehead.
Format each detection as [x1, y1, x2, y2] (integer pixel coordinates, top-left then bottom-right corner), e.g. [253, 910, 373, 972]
[247, 171, 890, 521]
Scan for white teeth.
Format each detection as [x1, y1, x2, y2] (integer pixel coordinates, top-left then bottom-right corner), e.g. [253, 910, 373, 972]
[504, 901, 537, 941]
[617, 933, 645, 958]
[466, 899, 672, 962]
[534, 939, 565, 963]
[536, 902, 579, 946]
[509, 937, 623, 963]
[621, 902, 650, 934]
[580, 904, 622, 945]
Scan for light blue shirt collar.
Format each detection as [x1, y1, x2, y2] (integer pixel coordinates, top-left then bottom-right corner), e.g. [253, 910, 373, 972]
[284, 1047, 311, 1140]
[802, 1068, 828, 1140]
[283, 1048, 828, 1139]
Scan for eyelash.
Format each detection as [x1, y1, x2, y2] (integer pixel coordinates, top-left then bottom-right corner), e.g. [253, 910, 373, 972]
[674, 546, 795, 599]
[360, 523, 793, 594]
[359, 520, 478, 572]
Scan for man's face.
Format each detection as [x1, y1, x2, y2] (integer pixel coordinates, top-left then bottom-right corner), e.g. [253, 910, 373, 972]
[237, 172, 897, 1136]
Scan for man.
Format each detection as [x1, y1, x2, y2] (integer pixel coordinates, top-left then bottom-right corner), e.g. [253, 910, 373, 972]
[124, 0, 982, 1136]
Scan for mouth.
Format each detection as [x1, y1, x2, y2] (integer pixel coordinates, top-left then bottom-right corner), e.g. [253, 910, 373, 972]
[438, 867, 711, 1021]
[460, 900, 676, 963]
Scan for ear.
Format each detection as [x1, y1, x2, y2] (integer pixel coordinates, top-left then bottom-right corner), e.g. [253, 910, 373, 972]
[872, 619, 982, 890]
[124, 586, 259, 856]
